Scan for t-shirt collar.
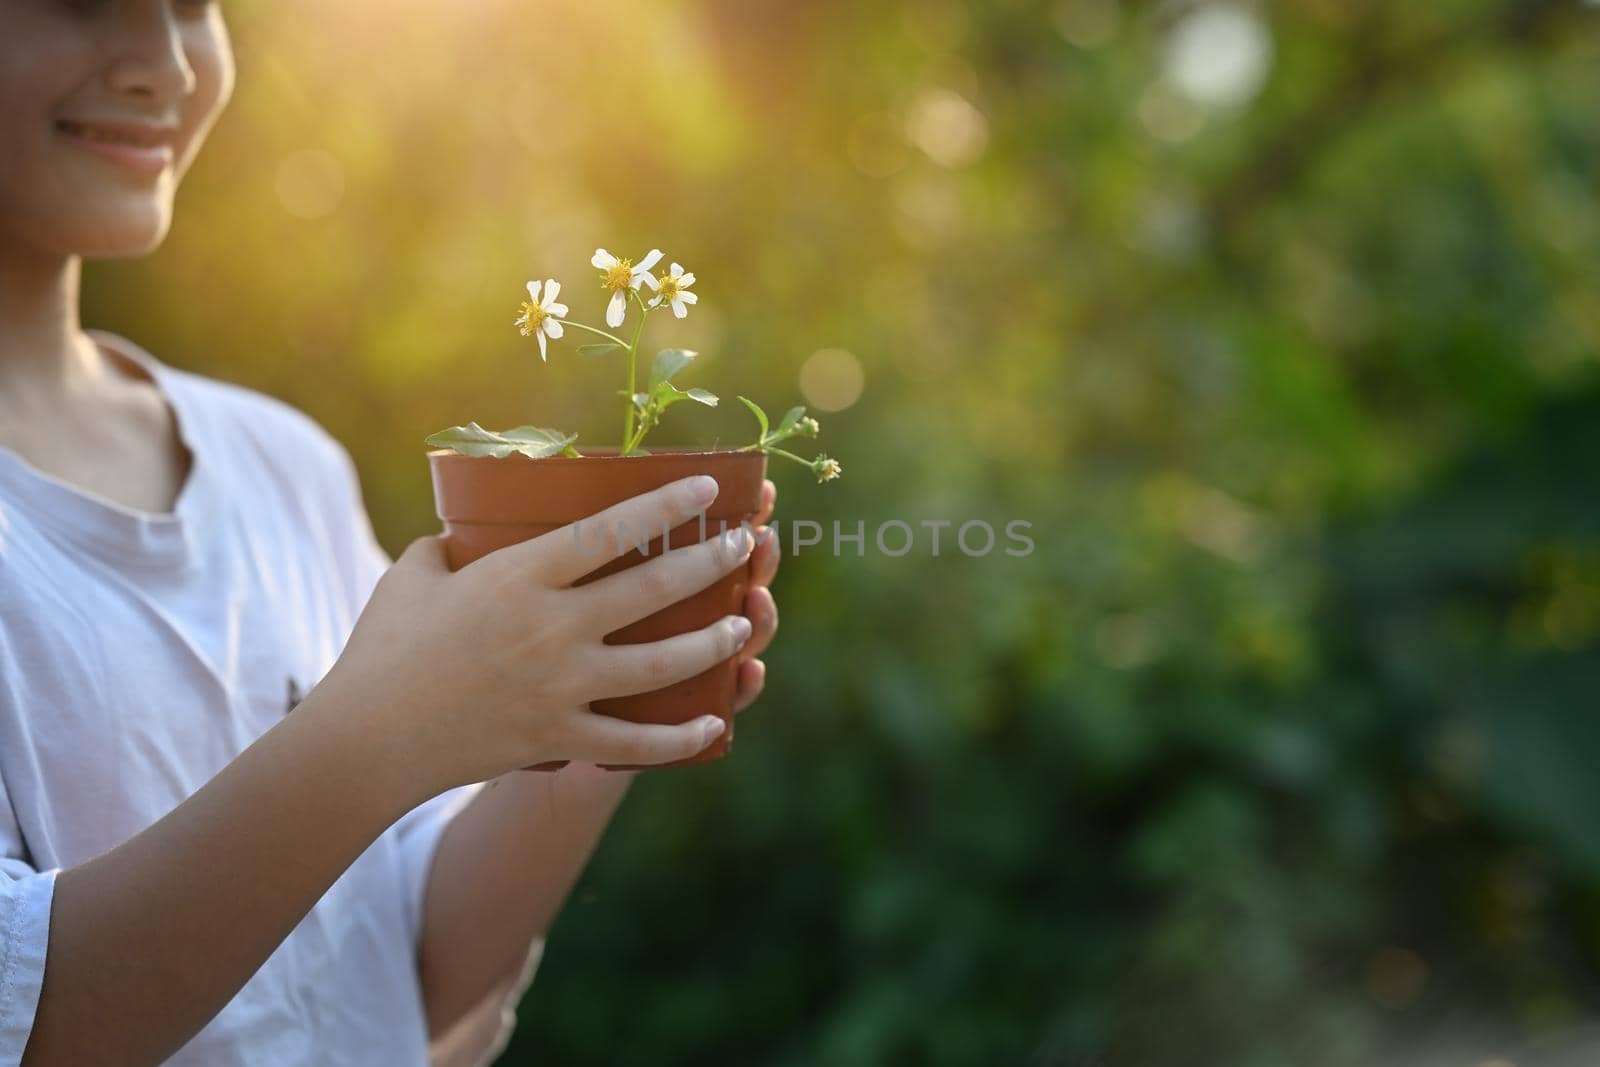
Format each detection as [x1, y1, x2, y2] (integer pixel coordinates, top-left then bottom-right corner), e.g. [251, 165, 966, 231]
[0, 331, 215, 571]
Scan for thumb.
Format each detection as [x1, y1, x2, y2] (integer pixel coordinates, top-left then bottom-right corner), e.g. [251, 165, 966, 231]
[395, 534, 451, 575]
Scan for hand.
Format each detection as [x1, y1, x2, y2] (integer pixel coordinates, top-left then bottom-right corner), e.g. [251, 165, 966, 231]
[733, 478, 780, 715]
[316, 475, 756, 796]
[534, 478, 780, 787]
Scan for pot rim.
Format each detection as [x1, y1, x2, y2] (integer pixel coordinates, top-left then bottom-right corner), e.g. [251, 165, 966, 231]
[426, 446, 766, 462]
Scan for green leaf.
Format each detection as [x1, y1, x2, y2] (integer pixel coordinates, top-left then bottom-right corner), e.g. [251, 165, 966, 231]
[777, 405, 806, 435]
[424, 421, 578, 460]
[649, 382, 688, 412]
[650, 348, 697, 387]
[685, 388, 719, 407]
[578, 343, 620, 356]
[738, 396, 769, 437]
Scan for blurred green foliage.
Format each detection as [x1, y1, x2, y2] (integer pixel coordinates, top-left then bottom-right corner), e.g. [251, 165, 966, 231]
[83, 0, 1600, 1062]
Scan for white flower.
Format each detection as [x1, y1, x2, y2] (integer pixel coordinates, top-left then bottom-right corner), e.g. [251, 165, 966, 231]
[648, 261, 699, 319]
[592, 247, 664, 328]
[515, 278, 568, 361]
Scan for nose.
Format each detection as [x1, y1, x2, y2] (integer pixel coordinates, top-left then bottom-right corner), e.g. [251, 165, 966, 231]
[104, 3, 198, 105]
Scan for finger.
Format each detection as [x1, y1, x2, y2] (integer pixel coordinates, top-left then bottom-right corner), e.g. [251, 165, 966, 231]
[750, 524, 780, 589]
[513, 475, 720, 588]
[585, 614, 752, 700]
[732, 658, 766, 715]
[555, 709, 726, 767]
[740, 585, 778, 661]
[753, 479, 777, 526]
[578, 525, 754, 635]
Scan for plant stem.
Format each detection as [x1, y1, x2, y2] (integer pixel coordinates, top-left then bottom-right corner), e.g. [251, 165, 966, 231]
[622, 411, 653, 455]
[622, 293, 651, 450]
[739, 424, 812, 452]
[560, 320, 629, 347]
[767, 447, 816, 470]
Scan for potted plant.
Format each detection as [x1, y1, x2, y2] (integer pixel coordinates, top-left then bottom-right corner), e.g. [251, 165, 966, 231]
[425, 247, 840, 770]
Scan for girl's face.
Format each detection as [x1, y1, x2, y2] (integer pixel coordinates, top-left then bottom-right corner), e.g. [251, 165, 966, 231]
[0, 0, 234, 261]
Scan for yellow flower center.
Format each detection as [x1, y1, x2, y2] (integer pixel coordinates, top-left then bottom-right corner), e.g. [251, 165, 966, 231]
[655, 273, 681, 301]
[602, 259, 634, 291]
[519, 300, 547, 333]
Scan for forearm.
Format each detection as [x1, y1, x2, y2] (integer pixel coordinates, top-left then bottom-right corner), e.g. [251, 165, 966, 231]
[23, 686, 424, 1067]
[418, 765, 634, 1037]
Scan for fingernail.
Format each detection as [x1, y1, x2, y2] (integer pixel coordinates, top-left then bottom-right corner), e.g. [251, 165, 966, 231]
[701, 716, 726, 740]
[686, 476, 718, 507]
[721, 526, 752, 556]
[730, 615, 753, 643]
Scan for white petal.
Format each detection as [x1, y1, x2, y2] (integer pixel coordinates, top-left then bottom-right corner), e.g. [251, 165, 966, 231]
[677, 272, 696, 288]
[525, 279, 541, 302]
[648, 294, 663, 308]
[607, 289, 627, 328]
[639, 273, 660, 291]
[678, 290, 698, 304]
[670, 262, 685, 277]
[546, 302, 569, 317]
[537, 330, 548, 361]
[544, 319, 564, 339]
[592, 249, 616, 269]
[544, 279, 561, 304]
[672, 297, 688, 318]
[636, 248, 663, 272]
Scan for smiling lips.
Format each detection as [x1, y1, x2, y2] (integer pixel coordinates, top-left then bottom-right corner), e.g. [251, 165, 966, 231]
[56, 118, 178, 178]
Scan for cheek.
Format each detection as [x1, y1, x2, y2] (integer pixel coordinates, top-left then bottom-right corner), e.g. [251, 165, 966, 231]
[175, 26, 235, 173]
[0, 40, 81, 219]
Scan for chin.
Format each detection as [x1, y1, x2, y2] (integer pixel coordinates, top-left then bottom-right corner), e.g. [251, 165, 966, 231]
[65, 202, 174, 260]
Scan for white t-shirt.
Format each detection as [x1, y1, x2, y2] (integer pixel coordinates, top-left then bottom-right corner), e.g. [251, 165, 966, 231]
[0, 333, 528, 1066]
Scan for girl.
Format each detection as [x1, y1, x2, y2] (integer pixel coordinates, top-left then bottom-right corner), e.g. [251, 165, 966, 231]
[0, 2, 781, 1064]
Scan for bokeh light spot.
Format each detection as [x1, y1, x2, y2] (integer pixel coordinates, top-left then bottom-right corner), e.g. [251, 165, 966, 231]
[799, 348, 865, 413]
[905, 88, 989, 168]
[1164, 4, 1273, 109]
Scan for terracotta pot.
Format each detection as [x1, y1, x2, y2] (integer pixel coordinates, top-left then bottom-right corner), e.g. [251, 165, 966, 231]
[427, 447, 768, 771]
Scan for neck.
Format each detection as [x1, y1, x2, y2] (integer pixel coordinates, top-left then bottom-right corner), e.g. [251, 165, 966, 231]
[0, 244, 105, 400]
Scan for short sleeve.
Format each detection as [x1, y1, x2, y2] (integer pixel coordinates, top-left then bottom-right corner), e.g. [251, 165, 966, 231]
[392, 788, 538, 1067]
[0, 771, 57, 1066]
[391, 782, 485, 949]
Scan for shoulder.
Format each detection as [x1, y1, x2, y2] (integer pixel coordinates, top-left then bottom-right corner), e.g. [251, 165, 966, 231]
[173, 366, 349, 473]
